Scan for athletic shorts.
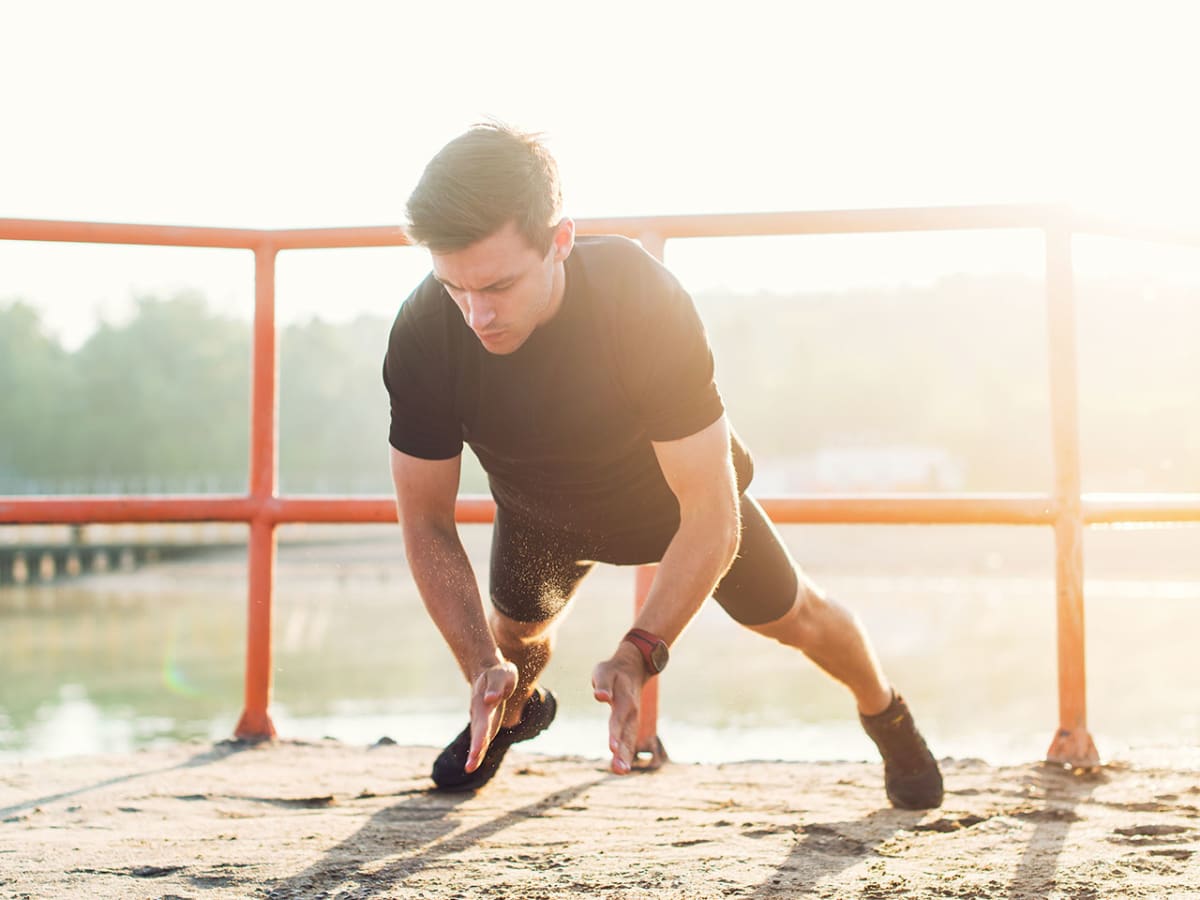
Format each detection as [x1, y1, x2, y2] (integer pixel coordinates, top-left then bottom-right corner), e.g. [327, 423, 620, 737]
[489, 492, 798, 626]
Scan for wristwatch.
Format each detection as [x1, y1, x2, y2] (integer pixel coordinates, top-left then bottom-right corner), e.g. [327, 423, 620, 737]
[623, 628, 670, 675]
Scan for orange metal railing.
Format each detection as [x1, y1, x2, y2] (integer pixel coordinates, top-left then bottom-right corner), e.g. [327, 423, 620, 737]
[3, 206, 1199, 767]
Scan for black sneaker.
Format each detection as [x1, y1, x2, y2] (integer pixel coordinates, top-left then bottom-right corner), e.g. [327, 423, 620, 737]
[431, 687, 557, 792]
[860, 692, 944, 810]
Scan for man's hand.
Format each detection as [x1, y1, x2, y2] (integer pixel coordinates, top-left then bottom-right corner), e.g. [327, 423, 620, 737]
[591, 643, 649, 775]
[466, 661, 519, 773]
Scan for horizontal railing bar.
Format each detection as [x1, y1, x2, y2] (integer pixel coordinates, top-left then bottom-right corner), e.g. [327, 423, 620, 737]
[1083, 493, 1200, 524]
[758, 494, 1057, 525]
[265, 496, 495, 524]
[0, 496, 259, 524]
[0, 491, 1046, 527]
[1, 205, 1060, 253]
[265, 497, 1105, 528]
[0, 495, 488, 525]
[6, 492, 1200, 528]
[8, 208, 1197, 255]
[6, 492, 1200, 530]
[0, 219, 265, 249]
[269, 226, 412, 250]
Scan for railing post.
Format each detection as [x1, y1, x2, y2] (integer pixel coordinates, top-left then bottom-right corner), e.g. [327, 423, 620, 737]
[630, 230, 670, 769]
[633, 564, 668, 768]
[1044, 222, 1098, 767]
[235, 241, 280, 741]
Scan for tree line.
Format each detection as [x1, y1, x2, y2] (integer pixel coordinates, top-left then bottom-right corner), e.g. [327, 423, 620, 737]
[0, 293, 395, 495]
[2, 273, 1197, 496]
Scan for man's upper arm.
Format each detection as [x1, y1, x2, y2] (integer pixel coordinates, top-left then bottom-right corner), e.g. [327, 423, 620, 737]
[389, 446, 461, 533]
[650, 416, 737, 517]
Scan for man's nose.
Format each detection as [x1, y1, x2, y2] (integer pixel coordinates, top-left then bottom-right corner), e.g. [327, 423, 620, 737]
[466, 295, 496, 330]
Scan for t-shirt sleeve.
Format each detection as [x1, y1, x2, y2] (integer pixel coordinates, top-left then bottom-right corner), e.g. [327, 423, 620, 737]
[622, 256, 725, 442]
[382, 291, 464, 460]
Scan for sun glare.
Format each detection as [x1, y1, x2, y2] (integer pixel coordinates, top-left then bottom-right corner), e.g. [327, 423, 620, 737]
[2, 1, 1197, 336]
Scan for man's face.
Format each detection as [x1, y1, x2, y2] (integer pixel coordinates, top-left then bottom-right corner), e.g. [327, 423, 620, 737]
[431, 219, 573, 355]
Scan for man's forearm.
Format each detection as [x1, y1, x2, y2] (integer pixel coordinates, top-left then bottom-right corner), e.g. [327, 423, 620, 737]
[404, 523, 503, 682]
[592, 500, 739, 774]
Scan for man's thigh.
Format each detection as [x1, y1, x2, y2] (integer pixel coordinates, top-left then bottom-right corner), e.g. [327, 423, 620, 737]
[489, 507, 596, 624]
[713, 494, 799, 626]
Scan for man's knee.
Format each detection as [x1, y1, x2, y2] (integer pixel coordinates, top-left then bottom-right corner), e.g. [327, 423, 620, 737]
[490, 608, 556, 648]
[746, 576, 826, 649]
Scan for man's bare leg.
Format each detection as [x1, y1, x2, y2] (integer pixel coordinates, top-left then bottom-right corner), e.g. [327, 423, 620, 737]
[747, 569, 893, 716]
[748, 567, 943, 809]
[490, 609, 561, 728]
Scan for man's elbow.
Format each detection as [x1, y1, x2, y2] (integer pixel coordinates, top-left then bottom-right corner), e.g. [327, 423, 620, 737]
[675, 479, 741, 565]
[399, 517, 458, 568]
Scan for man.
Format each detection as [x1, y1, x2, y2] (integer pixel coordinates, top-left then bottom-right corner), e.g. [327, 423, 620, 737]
[383, 123, 943, 809]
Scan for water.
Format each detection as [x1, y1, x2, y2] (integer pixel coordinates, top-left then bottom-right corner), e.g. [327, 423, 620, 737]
[2, 523, 1198, 766]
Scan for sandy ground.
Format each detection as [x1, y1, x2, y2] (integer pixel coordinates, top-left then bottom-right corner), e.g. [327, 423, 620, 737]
[1, 740, 1198, 900]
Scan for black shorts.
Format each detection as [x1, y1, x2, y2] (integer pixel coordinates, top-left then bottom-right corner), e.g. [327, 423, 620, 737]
[489, 493, 798, 626]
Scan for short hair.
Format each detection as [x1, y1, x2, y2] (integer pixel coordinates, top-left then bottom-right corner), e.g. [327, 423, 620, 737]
[405, 122, 562, 255]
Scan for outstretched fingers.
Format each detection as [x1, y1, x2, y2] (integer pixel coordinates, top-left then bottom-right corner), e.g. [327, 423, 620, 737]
[466, 662, 518, 773]
[592, 663, 642, 775]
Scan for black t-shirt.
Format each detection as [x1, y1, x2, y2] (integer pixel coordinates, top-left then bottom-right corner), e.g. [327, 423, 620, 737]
[383, 235, 753, 541]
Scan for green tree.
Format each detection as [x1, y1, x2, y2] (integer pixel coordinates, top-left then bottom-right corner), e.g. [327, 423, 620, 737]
[65, 293, 250, 490]
[278, 313, 489, 494]
[0, 300, 71, 488]
[278, 314, 394, 493]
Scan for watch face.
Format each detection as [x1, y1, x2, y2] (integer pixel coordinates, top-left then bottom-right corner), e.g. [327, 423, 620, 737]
[649, 641, 669, 673]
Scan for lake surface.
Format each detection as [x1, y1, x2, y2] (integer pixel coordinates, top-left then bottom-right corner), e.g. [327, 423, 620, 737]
[2, 523, 1198, 767]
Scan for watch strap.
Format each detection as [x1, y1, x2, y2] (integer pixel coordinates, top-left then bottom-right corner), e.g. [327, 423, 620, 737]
[623, 628, 668, 674]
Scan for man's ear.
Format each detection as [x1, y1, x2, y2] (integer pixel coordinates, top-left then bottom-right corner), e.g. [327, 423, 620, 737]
[551, 217, 575, 262]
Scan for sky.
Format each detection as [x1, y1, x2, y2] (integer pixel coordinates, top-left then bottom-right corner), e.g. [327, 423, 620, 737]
[2, 0, 1199, 347]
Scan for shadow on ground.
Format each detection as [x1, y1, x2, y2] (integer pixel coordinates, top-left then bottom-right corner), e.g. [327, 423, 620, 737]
[263, 776, 606, 899]
[0, 739, 252, 819]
